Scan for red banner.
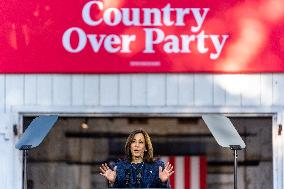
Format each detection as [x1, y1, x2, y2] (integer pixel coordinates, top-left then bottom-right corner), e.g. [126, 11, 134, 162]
[0, 0, 284, 73]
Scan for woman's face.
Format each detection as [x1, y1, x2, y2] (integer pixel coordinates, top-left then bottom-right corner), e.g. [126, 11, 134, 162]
[130, 133, 146, 160]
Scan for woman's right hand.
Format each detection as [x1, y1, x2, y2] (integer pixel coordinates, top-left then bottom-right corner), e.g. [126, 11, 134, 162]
[99, 163, 117, 183]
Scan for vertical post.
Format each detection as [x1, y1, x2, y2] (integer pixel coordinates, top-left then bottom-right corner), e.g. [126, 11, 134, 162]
[23, 150, 27, 189]
[230, 145, 241, 189]
[234, 149, 238, 189]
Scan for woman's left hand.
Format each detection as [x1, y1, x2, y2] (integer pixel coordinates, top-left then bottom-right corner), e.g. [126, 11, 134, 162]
[159, 162, 174, 182]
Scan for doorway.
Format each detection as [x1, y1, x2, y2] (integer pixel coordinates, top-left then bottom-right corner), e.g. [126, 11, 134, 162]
[23, 116, 272, 189]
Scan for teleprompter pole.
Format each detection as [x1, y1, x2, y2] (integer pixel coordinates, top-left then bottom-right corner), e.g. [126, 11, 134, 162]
[230, 145, 241, 189]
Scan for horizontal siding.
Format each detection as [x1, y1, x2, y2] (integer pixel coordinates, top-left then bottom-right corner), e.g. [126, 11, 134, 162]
[0, 74, 283, 113]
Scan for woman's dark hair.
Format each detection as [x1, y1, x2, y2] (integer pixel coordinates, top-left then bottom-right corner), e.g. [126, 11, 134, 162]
[124, 129, 154, 163]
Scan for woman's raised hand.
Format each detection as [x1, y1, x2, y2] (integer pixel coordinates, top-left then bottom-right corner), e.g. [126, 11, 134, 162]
[100, 163, 117, 183]
[159, 162, 174, 183]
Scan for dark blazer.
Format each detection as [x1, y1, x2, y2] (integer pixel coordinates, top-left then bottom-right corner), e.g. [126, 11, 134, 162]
[112, 160, 170, 188]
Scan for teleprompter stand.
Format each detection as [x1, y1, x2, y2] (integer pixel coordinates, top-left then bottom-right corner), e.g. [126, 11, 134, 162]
[202, 115, 246, 189]
[15, 115, 59, 189]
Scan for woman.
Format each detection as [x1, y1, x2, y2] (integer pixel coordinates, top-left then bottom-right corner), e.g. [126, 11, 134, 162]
[100, 129, 174, 188]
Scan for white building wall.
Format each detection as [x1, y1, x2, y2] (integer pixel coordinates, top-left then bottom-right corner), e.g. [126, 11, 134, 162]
[0, 74, 279, 110]
[0, 73, 283, 189]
